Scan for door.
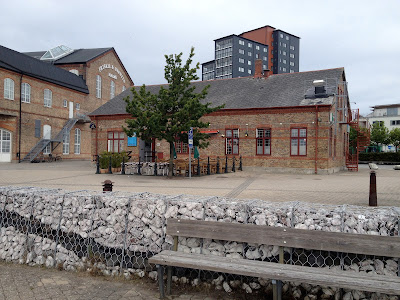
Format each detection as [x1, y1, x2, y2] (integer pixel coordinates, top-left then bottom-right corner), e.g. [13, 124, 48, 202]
[0, 129, 11, 162]
[43, 125, 52, 154]
[69, 101, 74, 119]
[139, 139, 154, 162]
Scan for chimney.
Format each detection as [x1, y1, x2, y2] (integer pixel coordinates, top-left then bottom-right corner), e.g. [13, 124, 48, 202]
[254, 59, 272, 79]
[313, 80, 326, 97]
[254, 59, 263, 78]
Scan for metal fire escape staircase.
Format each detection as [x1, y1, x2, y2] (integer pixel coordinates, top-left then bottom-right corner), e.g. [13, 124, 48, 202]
[22, 119, 78, 162]
[346, 109, 370, 171]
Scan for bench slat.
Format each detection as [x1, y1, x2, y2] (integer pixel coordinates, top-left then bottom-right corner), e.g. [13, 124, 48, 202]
[166, 219, 400, 257]
[149, 250, 400, 295]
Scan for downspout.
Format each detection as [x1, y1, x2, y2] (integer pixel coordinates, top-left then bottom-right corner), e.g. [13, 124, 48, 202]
[18, 73, 23, 163]
[95, 117, 98, 155]
[314, 105, 319, 174]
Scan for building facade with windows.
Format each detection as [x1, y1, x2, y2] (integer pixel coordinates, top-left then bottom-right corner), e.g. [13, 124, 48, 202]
[202, 25, 300, 81]
[90, 66, 351, 174]
[0, 45, 133, 162]
[366, 104, 400, 152]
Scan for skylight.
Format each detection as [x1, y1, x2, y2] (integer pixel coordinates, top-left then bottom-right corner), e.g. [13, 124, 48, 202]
[40, 45, 73, 60]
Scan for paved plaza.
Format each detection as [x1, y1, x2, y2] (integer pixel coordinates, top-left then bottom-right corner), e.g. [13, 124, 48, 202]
[0, 161, 399, 207]
[0, 161, 399, 300]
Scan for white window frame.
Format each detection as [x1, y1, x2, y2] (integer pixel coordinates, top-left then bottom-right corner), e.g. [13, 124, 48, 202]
[248, 42, 252, 48]
[63, 130, 70, 155]
[238, 67, 244, 72]
[239, 49, 244, 54]
[263, 48, 267, 52]
[239, 40, 244, 45]
[256, 45, 260, 50]
[74, 128, 81, 154]
[96, 75, 102, 99]
[44, 89, 52, 107]
[4, 78, 14, 100]
[290, 53, 295, 58]
[248, 69, 252, 74]
[110, 81, 115, 99]
[21, 83, 31, 103]
[239, 58, 244, 63]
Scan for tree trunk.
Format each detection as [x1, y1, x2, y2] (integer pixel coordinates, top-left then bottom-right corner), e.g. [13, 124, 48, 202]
[168, 142, 174, 178]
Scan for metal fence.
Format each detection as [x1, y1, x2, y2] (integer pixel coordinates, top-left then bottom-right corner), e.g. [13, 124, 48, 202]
[0, 186, 399, 299]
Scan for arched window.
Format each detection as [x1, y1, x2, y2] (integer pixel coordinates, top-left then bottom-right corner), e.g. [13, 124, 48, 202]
[74, 128, 81, 154]
[69, 69, 79, 75]
[21, 83, 31, 103]
[4, 78, 14, 100]
[110, 81, 115, 99]
[44, 89, 52, 107]
[96, 75, 102, 99]
[63, 130, 70, 155]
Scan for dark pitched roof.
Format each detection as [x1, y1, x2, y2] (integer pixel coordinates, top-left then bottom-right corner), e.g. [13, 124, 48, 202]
[23, 48, 112, 64]
[0, 45, 89, 94]
[89, 68, 344, 116]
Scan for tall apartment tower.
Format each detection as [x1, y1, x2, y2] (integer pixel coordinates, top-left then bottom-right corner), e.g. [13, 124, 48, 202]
[202, 25, 300, 81]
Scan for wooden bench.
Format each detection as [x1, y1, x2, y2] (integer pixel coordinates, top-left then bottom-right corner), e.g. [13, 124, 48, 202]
[149, 218, 400, 299]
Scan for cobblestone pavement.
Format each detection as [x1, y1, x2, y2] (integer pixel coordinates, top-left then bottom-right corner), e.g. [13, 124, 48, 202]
[0, 161, 399, 207]
[0, 261, 234, 300]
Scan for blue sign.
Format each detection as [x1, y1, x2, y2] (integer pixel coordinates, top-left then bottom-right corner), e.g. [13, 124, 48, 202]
[188, 127, 193, 148]
[127, 134, 137, 147]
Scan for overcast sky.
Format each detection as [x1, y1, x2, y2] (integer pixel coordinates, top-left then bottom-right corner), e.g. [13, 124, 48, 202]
[1, 0, 399, 116]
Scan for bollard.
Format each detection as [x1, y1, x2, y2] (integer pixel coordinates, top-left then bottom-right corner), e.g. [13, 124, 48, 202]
[225, 156, 228, 173]
[138, 157, 141, 175]
[207, 157, 210, 175]
[121, 156, 125, 175]
[108, 156, 113, 174]
[239, 155, 243, 171]
[369, 171, 377, 206]
[197, 157, 200, 176]
[232, 157, 236, 172]
[154, 157, 158, 176]
[102, 180, 113, 192]
[95, 155, 100, 174]
[216, 157, 220, 174]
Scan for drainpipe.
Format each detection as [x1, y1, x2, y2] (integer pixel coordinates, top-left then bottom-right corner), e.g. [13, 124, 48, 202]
[18, 73, 23, 163]
[95, 117, 98, 155]
[315, 106, 319, 174]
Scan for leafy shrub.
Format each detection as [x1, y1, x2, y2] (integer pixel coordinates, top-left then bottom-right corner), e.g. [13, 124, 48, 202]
[359, 152, 400, 162]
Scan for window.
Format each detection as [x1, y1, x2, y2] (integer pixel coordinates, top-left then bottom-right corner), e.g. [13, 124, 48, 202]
[122, 86, 126, 92]
[283, 67, 287, 72]
[63, 130, 70, 155]
[283, 43, 287, 48]
[239, 49, 244, 54]
[43, 144, 51, 154]
[74, 128, 81, 154]
[248, 42, 252, 48]
[175, 139, 188, 154]
[283, 51, 286, 56]
[76, 103, 80, 110]
[263, 65, 267, 70]
[263, 56, 267, 61]
[387, 107, 398, 116]
[290, 62, 295, 66]
[290, 53, 295, 58]
[290, 45, 295, 50]
[21, 83, 31, 103]
[263, 48, 267, 52]
[44, 89, 52, 107]
[0, 129, 11, 155]
[4, 78, 14, 100]
[286, 36, 289, 40]
[291, 128, 307, 156]
[69, 69, 79, 75]
[107, 131, 125, 153]
[96, 75, 102, 98]
[248, 69, 252, 74]
[256, 45, 260, 50]
[290, 69, 294, 73]
[239, 40, 244, 45]
[248, 51, 252, 57]
[256, 129, 271, 155]
[63, 99, 67, 107]
[226, 129, 239, 155]
[35, 120, 41, 138]
[390, 120, 400, 126]
[283, 59, 287, 64]
[255, 54, 259, 59]
[248, 61, 252, 65]
[238, 67, 244, 72]
[280, 33, 283, 38]
[239, 58, 244, 63]
[110, 81, 115, 99]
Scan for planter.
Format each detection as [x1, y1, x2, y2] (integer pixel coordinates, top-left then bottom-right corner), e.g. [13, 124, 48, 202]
[100, 168, 108, 174]
[112, 167, 121, 173]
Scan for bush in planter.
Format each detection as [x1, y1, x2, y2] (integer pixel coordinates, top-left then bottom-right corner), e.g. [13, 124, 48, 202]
[99, 151, 112, 169]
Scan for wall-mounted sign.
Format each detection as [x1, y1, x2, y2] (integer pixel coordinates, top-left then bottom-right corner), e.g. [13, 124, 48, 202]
[98, 64, 126, 83]
[108, 73, 117, 80]
[128, 134, 137, 146]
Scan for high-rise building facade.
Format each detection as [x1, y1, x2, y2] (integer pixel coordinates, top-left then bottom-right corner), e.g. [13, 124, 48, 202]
[202, 26, 300, 80]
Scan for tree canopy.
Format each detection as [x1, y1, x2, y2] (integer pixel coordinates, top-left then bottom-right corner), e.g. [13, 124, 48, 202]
[123, 47, 224, 176]
[389, 128, 400, 152]
[370, 121, 389, 146]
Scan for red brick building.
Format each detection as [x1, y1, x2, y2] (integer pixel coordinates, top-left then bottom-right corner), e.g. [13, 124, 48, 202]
[0, 45, 133, 162]
[90, 66, 354, 174]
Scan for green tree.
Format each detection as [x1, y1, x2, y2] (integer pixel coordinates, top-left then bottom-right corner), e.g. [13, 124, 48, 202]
[389, 128, 400, 152]
[370, 121, 389, 150]
[124, 48, 224, 176]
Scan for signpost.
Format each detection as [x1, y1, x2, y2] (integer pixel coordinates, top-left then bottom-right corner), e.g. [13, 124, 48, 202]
[188, 127, 193, 178]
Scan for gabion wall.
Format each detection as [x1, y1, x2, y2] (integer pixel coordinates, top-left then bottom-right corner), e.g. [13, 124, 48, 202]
[0, 186, 399, 300]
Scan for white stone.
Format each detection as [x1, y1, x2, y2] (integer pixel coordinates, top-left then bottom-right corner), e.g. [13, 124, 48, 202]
[223, 281, 232, 293]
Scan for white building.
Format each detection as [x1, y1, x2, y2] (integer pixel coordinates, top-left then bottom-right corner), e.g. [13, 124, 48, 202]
[366, 104, 400, 152]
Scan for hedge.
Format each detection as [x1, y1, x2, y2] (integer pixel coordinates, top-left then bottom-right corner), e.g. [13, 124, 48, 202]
[359, 152, 400, 162]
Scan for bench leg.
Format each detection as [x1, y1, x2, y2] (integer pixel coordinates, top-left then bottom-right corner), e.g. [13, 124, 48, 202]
[167, 266, 172, 295]
[272, 279, 282, 300]
[156, 264, 165, 299]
